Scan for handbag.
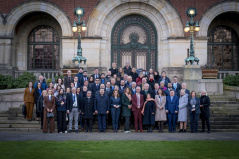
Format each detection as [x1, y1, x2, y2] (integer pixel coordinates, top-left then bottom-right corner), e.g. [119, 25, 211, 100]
[47, 112, 54, 118]
[22, 103, 26, 117]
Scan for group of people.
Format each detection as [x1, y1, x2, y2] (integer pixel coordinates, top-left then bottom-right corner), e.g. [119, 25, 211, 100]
[23, 62, 211, 133]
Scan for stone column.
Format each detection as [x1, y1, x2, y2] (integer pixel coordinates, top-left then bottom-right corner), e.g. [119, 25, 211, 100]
[0, 38, 14, 76]
[183, 65, 202, 93]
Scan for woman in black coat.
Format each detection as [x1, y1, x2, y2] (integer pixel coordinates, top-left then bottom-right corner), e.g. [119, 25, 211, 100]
[147, 74, 155, 90]
[34, 82, 43, 121]
[199, 90, 211, 133]
[56, 88, 67, 133]
[188, 91, 201, 133]
[37, 90, 47, 129]
[142, 93, 155, 132]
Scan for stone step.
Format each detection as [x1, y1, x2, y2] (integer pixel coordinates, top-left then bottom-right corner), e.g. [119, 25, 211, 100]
[0, 117, 8, 120]
[211, 117, 239, 121]
[212, 110, 239, 114]
[209, 107, 239, 111]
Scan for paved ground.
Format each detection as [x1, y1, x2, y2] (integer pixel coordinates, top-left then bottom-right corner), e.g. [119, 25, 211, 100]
[0, 131, 239, 141]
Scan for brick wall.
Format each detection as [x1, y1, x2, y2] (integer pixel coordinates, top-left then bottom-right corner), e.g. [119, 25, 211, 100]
[0, 0, 225, 37]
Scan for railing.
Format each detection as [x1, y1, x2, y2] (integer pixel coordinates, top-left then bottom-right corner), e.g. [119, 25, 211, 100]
[218, 71, 239, 79]
[15, 70, 63, 80]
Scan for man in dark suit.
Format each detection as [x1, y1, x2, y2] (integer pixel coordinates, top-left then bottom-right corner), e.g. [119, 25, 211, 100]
[165, 90, 179, 132]
[95, 84, 105, 97]
[172, 76, 182, 96]
[79, 86, 88, 130]
[123, 61, 132, 75]
[151, 83, 160, 99]
[64, 70, 74, 88]
[91, 78, 101, 97]
[105, 81, 113, 97]
[131, 82, 137, 95]
[132, 86, 144, 132]
[139, 77, 152, 92]
[91, 68, 101, 81]
[66, 87, 81, 133]
[140, 83, 151, 101]
[105, 71, 112, 83]
[119, 80, 126, 95]
[73, 76, 81, 88]
[81, 91, 95, 133]
[94, 89, 109, 133]
[164, 82, 176, 96]
[80, 80, 91, 92]
[76, 67, 84, 83]
[79, 71, 88, 86]
[125, 76, 133, 88]
[177, 82, 190, 97]
[100, 73, 106, 85]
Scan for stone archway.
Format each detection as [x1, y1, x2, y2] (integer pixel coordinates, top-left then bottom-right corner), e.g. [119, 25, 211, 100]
[4, 1, 72, 37]
[86, 0, 183, 70]
[13, 12, 62, 70]
[198, 1, 239, 37]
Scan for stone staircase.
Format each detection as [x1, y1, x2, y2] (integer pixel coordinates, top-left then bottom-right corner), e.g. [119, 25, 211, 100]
[0, 95, 238, 132]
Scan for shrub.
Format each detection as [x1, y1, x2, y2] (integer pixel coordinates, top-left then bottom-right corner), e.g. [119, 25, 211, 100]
[0, 75, 14, 89]
[0, 72, 36, 90]
[223, 74, 239, 87]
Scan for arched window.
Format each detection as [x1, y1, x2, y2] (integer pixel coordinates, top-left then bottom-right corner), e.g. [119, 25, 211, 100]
[208, 26, 239, 70]
[28, 25, 60, 70]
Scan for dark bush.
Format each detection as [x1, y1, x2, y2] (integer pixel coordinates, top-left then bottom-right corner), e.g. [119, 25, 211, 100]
[223, 74, 239, 87]
[0, 72, 36, 90]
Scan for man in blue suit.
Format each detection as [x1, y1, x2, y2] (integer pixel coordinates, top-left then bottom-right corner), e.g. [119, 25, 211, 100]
[165, 90, 179, 132]
[94, 89, 109, 133]
[164, 82, 176, 96]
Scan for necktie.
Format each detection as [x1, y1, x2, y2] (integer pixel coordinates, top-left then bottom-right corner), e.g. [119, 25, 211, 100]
[171, 97, 173, 102]
[69, 77, 70, 81]
[88, 98, 90, 103]
[49, 96, 51, 101]
[73, 94, 75, 102]
[102, 79, 104, 83]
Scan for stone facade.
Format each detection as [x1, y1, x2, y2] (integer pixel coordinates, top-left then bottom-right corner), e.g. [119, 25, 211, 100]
[0, 0, 238, 78]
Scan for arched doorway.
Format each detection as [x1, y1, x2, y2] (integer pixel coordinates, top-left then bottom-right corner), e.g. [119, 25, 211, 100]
[111, 15, 157, 70]
[28, 25, 60, 70]
[207, 25, 239, 71]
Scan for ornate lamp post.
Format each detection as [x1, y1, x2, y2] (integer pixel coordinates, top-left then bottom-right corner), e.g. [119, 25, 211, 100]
[72, 7, 87, 65]
[184, 7, 200, 65]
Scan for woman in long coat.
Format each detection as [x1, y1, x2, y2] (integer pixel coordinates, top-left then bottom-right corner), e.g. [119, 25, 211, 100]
[188, 91, 201, 133]
[199, 90, 211, 133]
[155, 89, 166, 132]
[142, 93, 155, 133]
[178, 89, 189, 132]
[121, 87, 132, 133]
[43, 89, 56, 133]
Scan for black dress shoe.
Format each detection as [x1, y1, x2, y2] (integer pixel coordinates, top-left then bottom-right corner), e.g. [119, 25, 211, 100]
[207, 131, 211, 133]
[183, 129, 187, 133]
[200, 130, 205, 133]
[178, 129, 183, 133]
[68, 130, 71, 133]
[76, 130, 79, 133]
[99, 131, 102, 133]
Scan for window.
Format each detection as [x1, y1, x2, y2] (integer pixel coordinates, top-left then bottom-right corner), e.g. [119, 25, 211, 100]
[28, 25, 60, 70]
[208, 26, 238, 70]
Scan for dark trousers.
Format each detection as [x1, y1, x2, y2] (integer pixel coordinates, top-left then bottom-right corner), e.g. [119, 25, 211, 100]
[84, 118, 93, 132]
[57, 111, 67, 133]
[111, 108, 121, 130]
[35, 103, 40, 118]
[133, 109, 143, 131]
[124, 116, 130, 131]
[190, 112, 199, 133]
[168, 113, 177, 132]
[79, 114, 84, 128]
[98, 114, 107, 132]
[108, 111, 112, 125]
[202, 118, 210, 131]
[40, 111, 44, 128]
